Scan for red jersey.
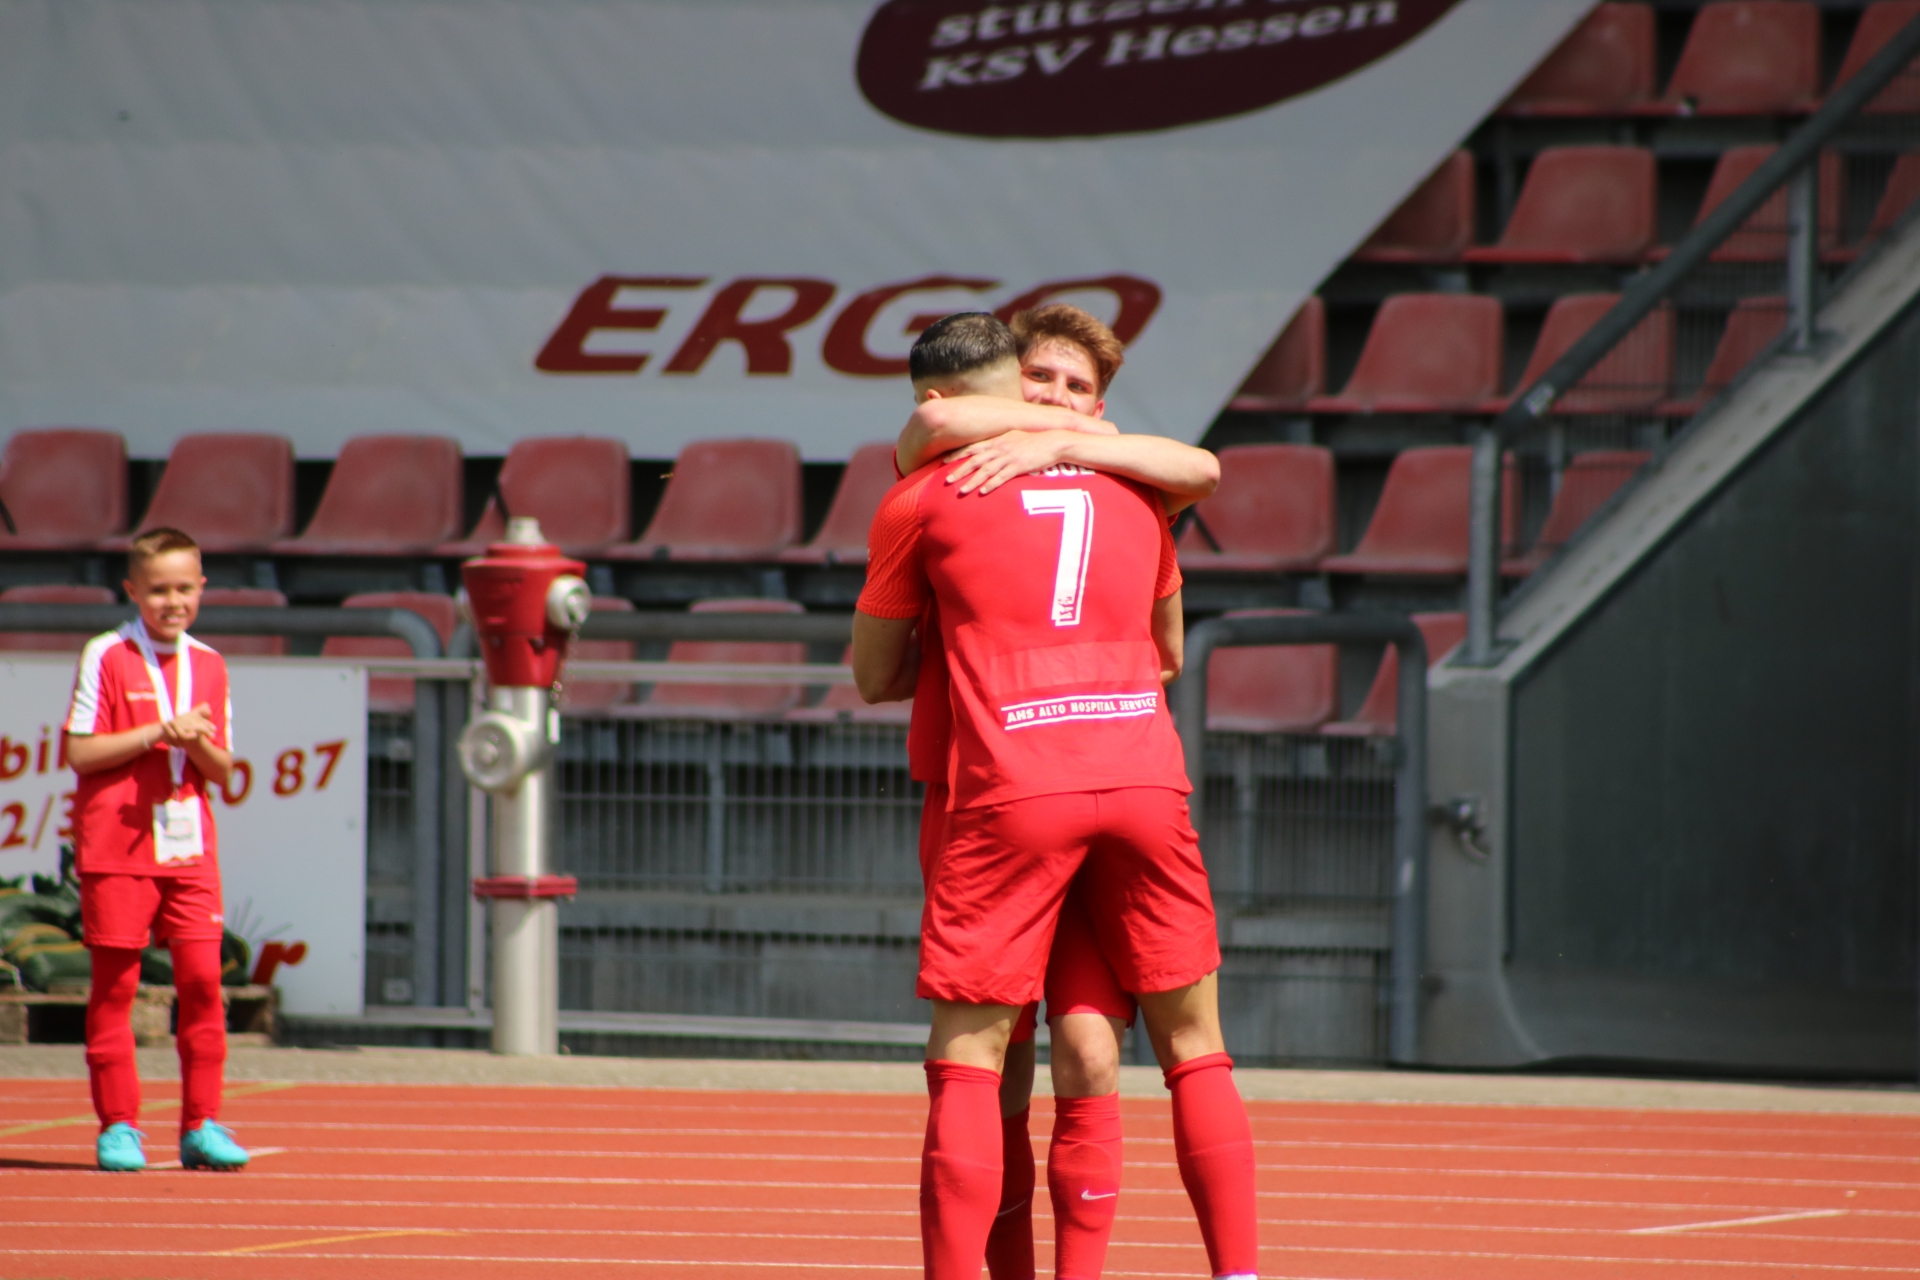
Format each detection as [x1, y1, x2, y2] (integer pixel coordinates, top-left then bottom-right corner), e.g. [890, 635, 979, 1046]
[861, 461, 1187, 809]
[64, 625, 231, 879]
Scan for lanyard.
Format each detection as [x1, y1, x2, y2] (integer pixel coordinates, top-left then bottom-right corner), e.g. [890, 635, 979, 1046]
[131, 618, 192, 791]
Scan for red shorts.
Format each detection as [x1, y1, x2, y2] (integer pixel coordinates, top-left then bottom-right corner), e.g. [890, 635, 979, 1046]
[80, 873, 225, 950]
[924, 784, 1136, 1037]
[918, 787, 1219, 1007]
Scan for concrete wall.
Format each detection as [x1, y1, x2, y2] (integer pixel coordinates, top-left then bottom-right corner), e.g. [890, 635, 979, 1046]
[1497, 302, 1920, 1074]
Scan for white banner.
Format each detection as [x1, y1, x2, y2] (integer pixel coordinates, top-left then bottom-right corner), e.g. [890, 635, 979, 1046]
[0, 655, 367, 1017]
[0, 0, 1592, 460]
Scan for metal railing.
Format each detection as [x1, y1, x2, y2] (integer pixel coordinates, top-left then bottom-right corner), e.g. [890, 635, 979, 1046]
[5, 602, 1423, 1062]
[1173, 611, 1427, 1064]
[1463, 15, 1920, 664]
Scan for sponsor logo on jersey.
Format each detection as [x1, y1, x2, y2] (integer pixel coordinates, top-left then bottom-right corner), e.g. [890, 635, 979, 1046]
[1002, 690, 1161, 729]
[857, 1, 1461, 139]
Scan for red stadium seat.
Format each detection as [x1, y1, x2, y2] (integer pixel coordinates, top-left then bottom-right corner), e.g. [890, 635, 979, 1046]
[1833, 3, 1920, 115]
[1322, 613, 1468, 737]
[1660, 297, 1787, 416]
[273, 435, 463, 556]
[1321, 447, 1517, 577]
[779, 443, 899, 566]
[1679, 146, 1843, 262]
[1500, 3, 1658, 116]
[110, 434, 295, 553]
[1499, 295, 1674, 414]
[1176, 445, 1335, 573]
[0, 430, 127, 551]
[607, 439, 803, 562]
[1463, 147, 1657, 264]
[1653, 1, 1822, 115]
[1205, 610, 1339, 734]
[0, 585, 116, 653]
[1309, 295, 1504, 415]
[786, 645, 912, 725]
[1352, 152, 1476, 264]
[197, 588, 289, 657]
[560, 597, 638, 715]
[438, 436, 631, 558]
[621, 599, 809, 719]
[1228, 297, 1326, 411]
[1830, 152, 1920, 262]
[1501, 452, 1651, 576]
[321, 592, 459, 714]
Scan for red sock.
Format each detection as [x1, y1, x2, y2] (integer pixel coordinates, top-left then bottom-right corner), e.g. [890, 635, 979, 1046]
[922, 1061, 1005, 1280]
[985, 1106, 1036, 1280]
[170, 938, 227, 1134]
[85, 946, 143, 1130]
[1047, 1093, 1123, 1280]
[1166, 1053, 1258, 1278]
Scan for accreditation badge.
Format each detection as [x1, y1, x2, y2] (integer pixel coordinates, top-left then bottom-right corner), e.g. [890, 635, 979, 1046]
[153, 797, 205, 864]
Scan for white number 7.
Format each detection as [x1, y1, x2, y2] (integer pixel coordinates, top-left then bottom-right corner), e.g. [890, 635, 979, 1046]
[1022, 489, 1094, 627]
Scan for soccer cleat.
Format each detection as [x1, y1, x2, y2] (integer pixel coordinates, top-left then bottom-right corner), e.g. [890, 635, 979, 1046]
[180, 1119, 250, 1171]
[96, 1123, 147, 1172]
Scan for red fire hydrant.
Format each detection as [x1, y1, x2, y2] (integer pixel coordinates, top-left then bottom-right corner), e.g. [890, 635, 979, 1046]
[457, 516, 591, 1055]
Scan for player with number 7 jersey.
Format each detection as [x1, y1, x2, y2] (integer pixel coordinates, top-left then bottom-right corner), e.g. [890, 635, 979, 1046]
[861, 453, 1216, 1005]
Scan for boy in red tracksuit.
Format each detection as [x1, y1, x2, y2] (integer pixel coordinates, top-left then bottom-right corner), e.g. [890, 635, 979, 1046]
[64, 526, 251, 1173]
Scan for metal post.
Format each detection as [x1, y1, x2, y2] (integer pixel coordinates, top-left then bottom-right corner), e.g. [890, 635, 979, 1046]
[1387, 624, 1429, 1065]
[485, 685, 559, 1056]
[1464, 427, 1503, 666]
[409, 678, 442, 1014]
[1786, 162, 1819, 353]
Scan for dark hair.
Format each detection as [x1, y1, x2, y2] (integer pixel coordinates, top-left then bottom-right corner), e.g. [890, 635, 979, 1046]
[127, 526, 200, 572]
[1011, 304, 1125, 394]
[909, 312, 1019, 383]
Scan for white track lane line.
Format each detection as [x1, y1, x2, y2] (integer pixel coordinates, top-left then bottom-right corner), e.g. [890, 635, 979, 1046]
[0, 1250, 919, 1270]
[207, 1098, 1920, 1138]
[2, 1243, 1915, 1272]
[12, 1214, 1915, 1248]
[1630, 1208, 1850, 1235]
[8, 1162, 1913, 1192]
[14, 1187, 1895, 1218]
[36, 1120, 1920, 1171]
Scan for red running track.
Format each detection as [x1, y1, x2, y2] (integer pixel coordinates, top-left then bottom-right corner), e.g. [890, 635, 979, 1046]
[3, 1076, 1919, 1278]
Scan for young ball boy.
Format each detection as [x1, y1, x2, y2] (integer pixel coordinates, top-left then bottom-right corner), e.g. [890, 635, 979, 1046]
[64, 526, 250, 1172]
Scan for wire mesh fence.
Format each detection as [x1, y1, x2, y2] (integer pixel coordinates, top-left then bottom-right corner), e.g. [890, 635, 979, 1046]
[556, 718, 923, 895]
[364, 710, 418, 1007]
[361, 705, 1403, 1062]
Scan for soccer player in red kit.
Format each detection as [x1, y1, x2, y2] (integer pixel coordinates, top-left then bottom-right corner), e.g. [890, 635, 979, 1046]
[64, 527, 250, 1173]
[896, 305, 1221, 1280]
[856, 315, 1259, 1280]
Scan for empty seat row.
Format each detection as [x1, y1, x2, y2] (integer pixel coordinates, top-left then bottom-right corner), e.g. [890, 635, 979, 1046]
[0, 431, 896, 563]
[1500, 1, 1920, 118]
[1233, 291, 1790, 416]
[1205, 611, 1467, 736]
[1354, 143, 1907, 267]
[1178, 443, 1643, 580]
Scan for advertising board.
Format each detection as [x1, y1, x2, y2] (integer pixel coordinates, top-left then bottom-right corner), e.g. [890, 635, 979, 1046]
[0, 655, 367, 1017]
[0, 0, 1593, 458]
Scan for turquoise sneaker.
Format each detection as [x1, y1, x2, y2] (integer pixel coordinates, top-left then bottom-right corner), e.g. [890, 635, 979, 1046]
[180, 1119, 250, 1171]
[96, 1123, 147, 1172]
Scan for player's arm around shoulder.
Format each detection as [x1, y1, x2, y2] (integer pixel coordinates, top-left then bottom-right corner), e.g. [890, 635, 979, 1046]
[944, 430, 1219, 511]
[897, 395, 1118, 475]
